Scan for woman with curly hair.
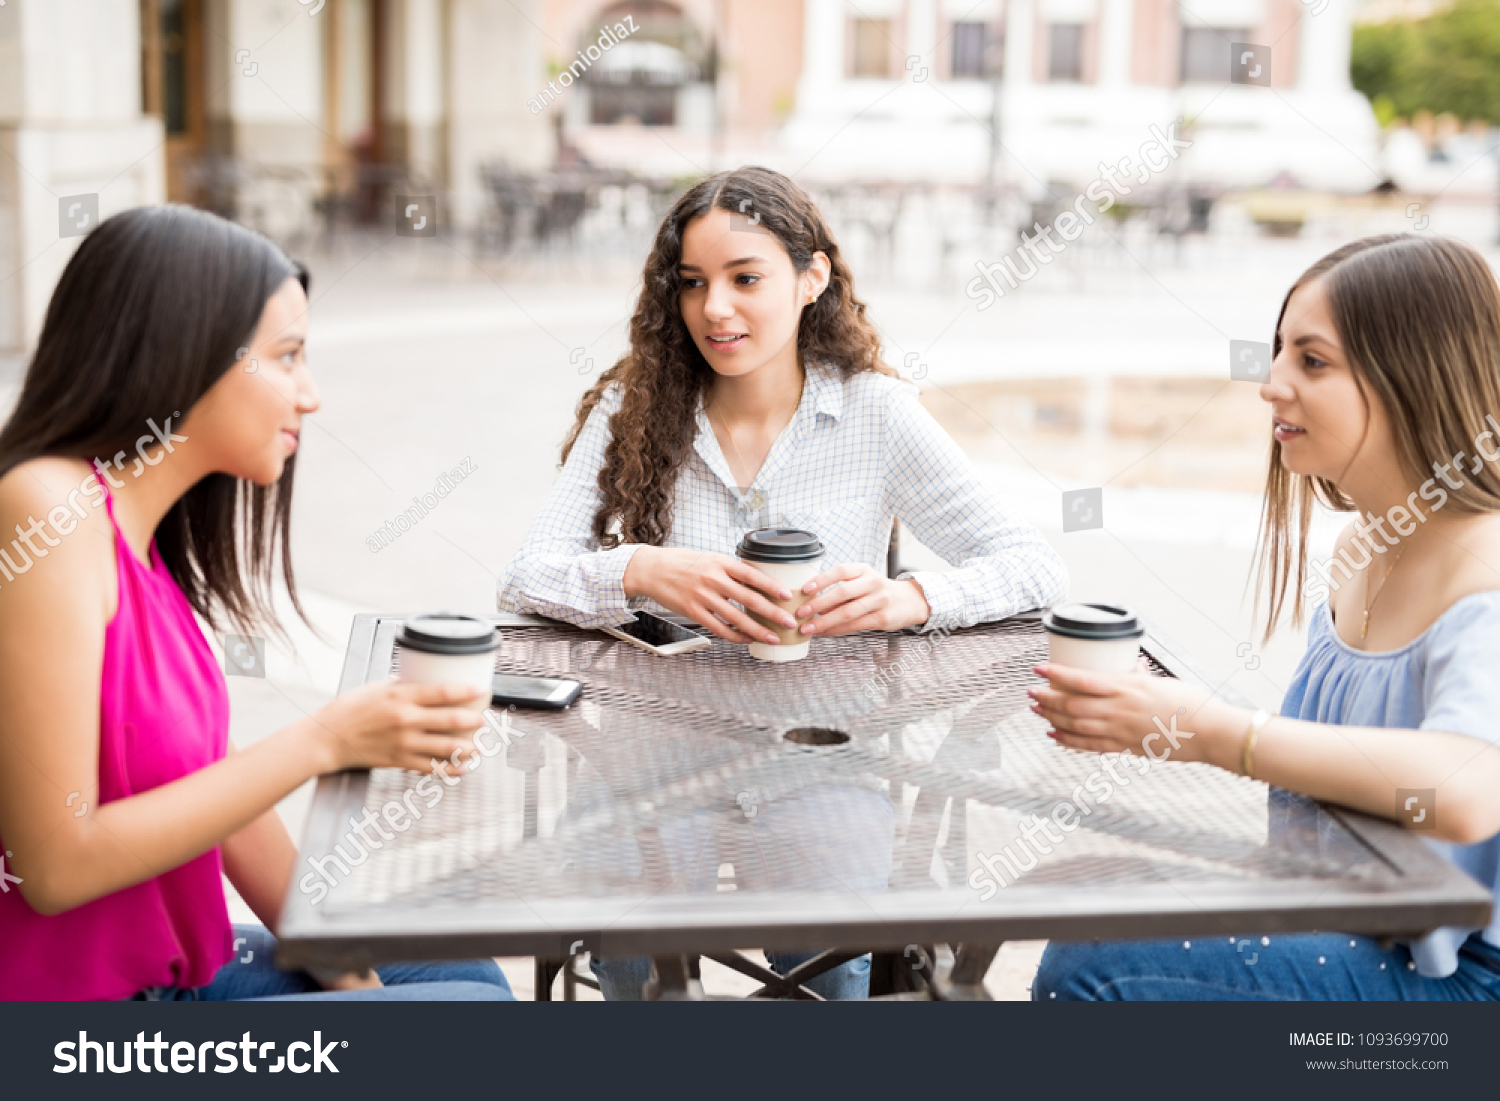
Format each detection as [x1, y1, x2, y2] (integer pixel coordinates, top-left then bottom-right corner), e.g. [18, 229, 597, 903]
[499, 165, 1064, 648]
[497, 165, 1066, 999]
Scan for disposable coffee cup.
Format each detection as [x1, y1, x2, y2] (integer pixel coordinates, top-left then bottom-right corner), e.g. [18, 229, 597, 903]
[396, 613, 499, 701]
[736, 527, 824, 663]
[1041, 602, 1143, 674]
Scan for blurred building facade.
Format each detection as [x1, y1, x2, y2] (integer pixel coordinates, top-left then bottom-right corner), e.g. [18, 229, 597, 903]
[2, 0, 1379, 351]
[789, 0, 1376, 191]
[2, 0, 553, 350]
[142, 0, 551, 233]
[0, 1, 164, 351]
[542, 0, 1377, 192]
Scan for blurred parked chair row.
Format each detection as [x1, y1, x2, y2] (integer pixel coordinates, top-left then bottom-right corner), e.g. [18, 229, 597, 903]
[477, 164, 683, 256]
[168, 153, 1226, 287]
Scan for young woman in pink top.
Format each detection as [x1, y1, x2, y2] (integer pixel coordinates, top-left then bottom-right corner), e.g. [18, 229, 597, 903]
[0, 206, 510, 1001]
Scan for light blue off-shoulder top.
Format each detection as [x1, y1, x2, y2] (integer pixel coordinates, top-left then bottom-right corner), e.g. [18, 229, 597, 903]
[1280, 592, 1500, 977]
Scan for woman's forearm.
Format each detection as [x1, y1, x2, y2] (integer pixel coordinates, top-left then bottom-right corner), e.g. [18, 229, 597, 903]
[222, 801, 300, 937]
[24, 717, 331, 916]
[1192, 697, 1500, 843]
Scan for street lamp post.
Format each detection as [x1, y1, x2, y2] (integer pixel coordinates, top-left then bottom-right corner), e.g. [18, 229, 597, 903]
[984, 16, 1004, 222]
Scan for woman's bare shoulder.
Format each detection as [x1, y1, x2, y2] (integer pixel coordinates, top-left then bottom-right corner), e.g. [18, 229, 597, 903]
[0, 457, 109, 526]
[0, 454, 95, 492]
[0, 457, 116, 608]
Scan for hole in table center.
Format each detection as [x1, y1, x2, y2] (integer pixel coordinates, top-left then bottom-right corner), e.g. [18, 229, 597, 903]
[783, 726, 851, 747]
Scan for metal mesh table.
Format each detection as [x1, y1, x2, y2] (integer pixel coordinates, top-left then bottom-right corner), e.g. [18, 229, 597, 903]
[278, 612, 1491, 997]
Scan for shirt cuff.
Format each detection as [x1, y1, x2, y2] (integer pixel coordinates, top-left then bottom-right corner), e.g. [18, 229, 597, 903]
[496, 544, 643, 629]
[902, 570, 963, 634]
[585, 543, 644, 625]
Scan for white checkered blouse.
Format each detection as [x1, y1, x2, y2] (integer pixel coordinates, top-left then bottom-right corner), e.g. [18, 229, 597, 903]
[497, 361, 1067, 633]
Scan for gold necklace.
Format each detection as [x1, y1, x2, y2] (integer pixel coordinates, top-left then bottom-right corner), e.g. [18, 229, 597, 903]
[1361, 542, 1407, 641]
[708, 372, 805, 487]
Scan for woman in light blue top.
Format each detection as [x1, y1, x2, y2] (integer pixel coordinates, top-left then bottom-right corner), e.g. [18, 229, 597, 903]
[1029, 234, 1500, 1000]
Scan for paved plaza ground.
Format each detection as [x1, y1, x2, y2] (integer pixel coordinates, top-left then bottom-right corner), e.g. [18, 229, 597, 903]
[4, 199, 1498, 997]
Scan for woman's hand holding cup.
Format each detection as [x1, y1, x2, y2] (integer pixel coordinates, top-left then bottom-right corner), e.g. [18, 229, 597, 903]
[793, 563, 932, 636]
[1030, 602, 1239, 768]
[1028, 658, 1234, 766]
[308, 679, 491, 775]
[624, 545, 797, 645]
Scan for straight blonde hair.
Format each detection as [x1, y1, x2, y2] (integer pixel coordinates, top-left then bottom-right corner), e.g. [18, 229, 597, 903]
[1254, 234, 1500, 643]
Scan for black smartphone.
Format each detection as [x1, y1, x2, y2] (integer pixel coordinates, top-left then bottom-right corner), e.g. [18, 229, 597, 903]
[600, 612, 712, 656]
[491, 673, 582, 710]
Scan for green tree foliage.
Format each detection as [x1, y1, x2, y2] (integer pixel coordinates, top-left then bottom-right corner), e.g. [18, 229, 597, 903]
[1351, 0, 1500, 123]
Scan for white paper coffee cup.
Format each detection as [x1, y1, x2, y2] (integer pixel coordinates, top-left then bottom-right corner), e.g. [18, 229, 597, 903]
[1041, 602, 1143, 674]
[736, 528, 824, 663]
[396, 613, 499, 701]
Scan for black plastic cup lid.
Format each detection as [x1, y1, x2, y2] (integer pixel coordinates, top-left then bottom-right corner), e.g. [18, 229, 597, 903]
[1042, 602, 1144, 641]
[398, 614, 499, 655]
[736, 527, 824, 563]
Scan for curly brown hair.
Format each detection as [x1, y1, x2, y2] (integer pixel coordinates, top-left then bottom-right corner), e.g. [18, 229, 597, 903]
[561, 165, 895, 548]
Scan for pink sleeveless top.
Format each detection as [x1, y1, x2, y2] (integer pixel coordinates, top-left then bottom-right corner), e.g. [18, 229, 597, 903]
[0, 475, 231, 999]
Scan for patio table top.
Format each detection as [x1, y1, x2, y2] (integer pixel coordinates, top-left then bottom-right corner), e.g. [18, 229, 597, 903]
[277, 611, 1492, 974]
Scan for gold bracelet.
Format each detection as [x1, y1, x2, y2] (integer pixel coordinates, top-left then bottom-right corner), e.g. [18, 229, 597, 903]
[1240, 709, 1271, 778]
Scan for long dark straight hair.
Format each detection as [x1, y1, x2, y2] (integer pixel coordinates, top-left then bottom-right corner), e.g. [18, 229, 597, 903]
[0, 204, 308, 636]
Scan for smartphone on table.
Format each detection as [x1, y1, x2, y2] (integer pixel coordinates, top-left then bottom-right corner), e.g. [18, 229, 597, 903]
[600, 611, 713, 657]
[491, 673, 582, 710]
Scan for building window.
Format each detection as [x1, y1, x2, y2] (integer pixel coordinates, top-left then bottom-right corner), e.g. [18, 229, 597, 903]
[590, 84, 678, 126]
[161, 0, 189, 134]
[585, 2, 708, 128]
[1180, 26, 1248, 83]
[952, 21, 1000, 79]
[851, 18, 892, 78]
[1048, 23, 1083, 82]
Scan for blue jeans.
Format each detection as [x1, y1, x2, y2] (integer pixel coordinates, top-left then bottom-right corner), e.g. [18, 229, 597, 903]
[1034, 932, 1500, 1001]
[591, 951, 871, 1001]
[134, 925, 514, 1001]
